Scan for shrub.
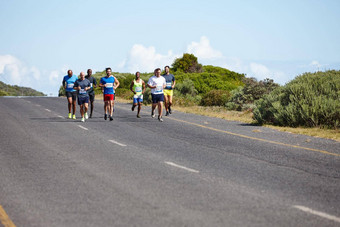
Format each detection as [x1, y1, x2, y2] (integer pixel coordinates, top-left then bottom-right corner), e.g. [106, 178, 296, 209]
[254, 70, 340, 129]
[201, 90, 230, 106]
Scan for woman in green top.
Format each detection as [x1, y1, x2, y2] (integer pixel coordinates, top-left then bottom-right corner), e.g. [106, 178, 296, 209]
[130, 72, 146, 118]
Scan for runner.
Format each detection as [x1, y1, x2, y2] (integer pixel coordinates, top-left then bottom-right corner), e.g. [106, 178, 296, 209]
[85, 69, 97, 118]
[99, 68, 120, 121]
[147, 68, 166, 122]
[130, 71, 145, 118]
[62, 69, 78, 119]
[74, 72, 91, 122]
[162, 65, 176, 116]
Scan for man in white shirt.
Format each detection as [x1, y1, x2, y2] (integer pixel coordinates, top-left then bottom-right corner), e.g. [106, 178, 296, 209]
[147, 68, 166, 122]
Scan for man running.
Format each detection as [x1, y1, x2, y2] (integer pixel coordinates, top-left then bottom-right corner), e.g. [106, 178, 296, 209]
[130, 72, 145, 118]
[99, 67, 120, 121]
[62, 69, 78, 119]
[85, 69, 97, 118]
[74, 72, 91, 122]
[147, 68, 166, 122]
[162, 65, 176, 116]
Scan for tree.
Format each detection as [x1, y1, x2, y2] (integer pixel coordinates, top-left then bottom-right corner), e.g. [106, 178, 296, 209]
[171, 53, 202, 73]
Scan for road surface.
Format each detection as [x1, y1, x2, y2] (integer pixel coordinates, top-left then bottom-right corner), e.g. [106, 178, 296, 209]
[0, 97, 339, 226]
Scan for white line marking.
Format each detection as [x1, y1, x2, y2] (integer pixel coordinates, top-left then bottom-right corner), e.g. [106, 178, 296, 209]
[164, 161, 199, 173]
[77, 125, 88, 130]
[44, 108, 51, 112]
[293, 205, 340, 223]
[108, 139, 127, 147]
[57, 115, 64, 119]
[35, 104, 41, 107]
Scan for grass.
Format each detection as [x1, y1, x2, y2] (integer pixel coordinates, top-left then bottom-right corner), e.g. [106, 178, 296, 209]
[112, 96, 340, 142]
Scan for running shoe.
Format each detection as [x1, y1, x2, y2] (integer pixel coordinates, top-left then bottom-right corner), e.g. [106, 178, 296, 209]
[165, 111, 169, 116]
[132, 105, 135, 111]
[151, 111, 155, 118]
[72, 114, 76, 120]
[104, 114, 107, 120]
[169, 106, 172, 114]
[81, 117, 85, 122]
[158, 116, 163, 122]
[85, 112, 89, 119]
[89, 113, 92, 118]
[137, 114, 141, 118]
[109, 115, 113, 121]
[68, 113, 72, 119]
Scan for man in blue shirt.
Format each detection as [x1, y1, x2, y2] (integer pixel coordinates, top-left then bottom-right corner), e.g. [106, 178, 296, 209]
[74, 72, 91, 122]
[62, 69, 78, 119]
[99, 67, 120, 121]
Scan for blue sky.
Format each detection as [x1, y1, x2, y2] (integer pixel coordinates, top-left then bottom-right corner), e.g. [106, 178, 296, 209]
[0, 0, 339, 96]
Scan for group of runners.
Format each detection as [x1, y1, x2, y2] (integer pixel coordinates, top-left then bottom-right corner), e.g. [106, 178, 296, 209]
[62, 66, 175, 122]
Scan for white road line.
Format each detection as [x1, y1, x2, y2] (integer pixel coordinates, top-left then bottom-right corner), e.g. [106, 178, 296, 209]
[44, 108, 51, 112]
[77, 125, 88, 131]
[57, 115, 64, 119]
[293, 205, 340, 223]
[164, 161, 199, 173]
[108, 139, 127, 147]
[35, 104, 41, 107]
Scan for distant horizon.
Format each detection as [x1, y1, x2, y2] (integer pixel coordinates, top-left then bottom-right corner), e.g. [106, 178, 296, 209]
[1, 0, 339, 96]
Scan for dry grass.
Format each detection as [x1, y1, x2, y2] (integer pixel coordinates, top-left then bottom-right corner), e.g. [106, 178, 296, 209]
[171, 106, 340, 142]
[113, 97, 340, 142]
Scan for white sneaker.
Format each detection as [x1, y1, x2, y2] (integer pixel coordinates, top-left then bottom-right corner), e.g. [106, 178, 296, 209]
[85, 112, 89, 119]
[81, 117, 85, 122]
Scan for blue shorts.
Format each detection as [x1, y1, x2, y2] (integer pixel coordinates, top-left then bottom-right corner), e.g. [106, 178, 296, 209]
[133, 94, 143, 104]
[78, 96, 89, 105]
[151, 93, 164, 103]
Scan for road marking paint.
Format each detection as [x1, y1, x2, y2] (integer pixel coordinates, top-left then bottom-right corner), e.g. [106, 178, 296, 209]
[111, 105, 339, 157]
[165, 161, 199, 173]
[57, 115, 64, 119]
[293, 205, 340, 223]
[168, 117, 340, 157]
[108, 139, 127, 147]
[44, 108, 51, 112]
[0, 205, 16, 227]
[35, 104, 41, 107]
[77, 125, 88, 130]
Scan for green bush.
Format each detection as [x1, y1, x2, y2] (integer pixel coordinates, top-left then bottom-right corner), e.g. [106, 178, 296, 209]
[201, 90, 230, 106]
[226, 78, 280, 111]
[253, 70, 340, 129]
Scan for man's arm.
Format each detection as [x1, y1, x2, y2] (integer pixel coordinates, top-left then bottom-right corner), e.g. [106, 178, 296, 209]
[113, 77, 120, 90]
[142, 80, 146, 94]
[62, 79, 66, 89]
[130, 81, 135, 94]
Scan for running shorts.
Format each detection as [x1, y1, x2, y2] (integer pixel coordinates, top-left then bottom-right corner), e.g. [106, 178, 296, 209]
[78, 96, 89, 105]
[66, 91, 77, 101]
[133, 94, 143, 104]
[151, 93, 164, 103]
[104, 94, 114, 101]
[89, 93, 95, 102]
[163, 89, 173, 96]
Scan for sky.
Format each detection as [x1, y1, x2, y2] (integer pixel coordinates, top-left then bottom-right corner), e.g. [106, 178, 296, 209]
[0, 0, 339, 96]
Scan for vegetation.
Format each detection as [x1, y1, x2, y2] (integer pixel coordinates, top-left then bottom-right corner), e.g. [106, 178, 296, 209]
[57, 53, 339, 134]
[253, 70, 340, 129]
[0, 81, 45, 96]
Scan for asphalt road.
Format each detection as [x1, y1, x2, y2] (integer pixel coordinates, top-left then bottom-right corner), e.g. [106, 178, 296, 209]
[0, 97, 339, 227]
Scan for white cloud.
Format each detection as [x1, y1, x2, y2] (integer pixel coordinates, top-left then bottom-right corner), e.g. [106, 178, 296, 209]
[117, 44, 179, 73]
[187, 36, 223, 60]
[0, 54, 66, 96]
[250, 63, 271, 78]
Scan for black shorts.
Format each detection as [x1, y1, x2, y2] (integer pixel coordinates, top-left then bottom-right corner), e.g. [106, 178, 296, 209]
[78, 96, 89, 105]
[66, 91, 77, 101]
[89, 93, 95, 102]
[151, 93, 164, 103]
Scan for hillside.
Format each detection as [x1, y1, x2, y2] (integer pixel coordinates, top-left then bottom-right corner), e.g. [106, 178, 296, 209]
[0, 81, 45, 96]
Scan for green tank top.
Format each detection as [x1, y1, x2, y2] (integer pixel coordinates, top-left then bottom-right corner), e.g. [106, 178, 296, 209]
[133, 79, 143, 95]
